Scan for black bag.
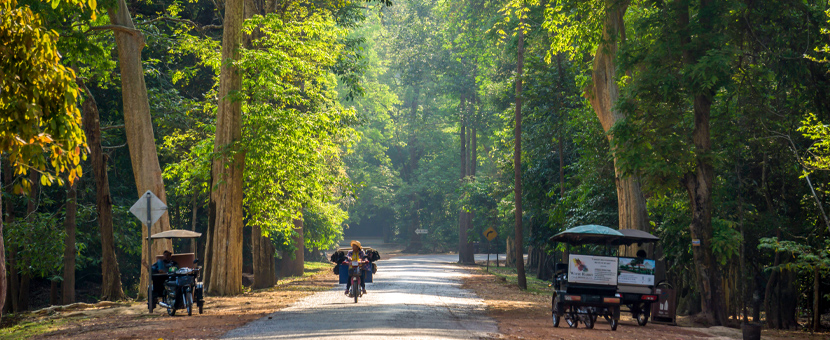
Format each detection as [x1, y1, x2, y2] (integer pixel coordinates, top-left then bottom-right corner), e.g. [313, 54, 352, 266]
[333, 265, 340, 275]
[372, 262, 377, 274]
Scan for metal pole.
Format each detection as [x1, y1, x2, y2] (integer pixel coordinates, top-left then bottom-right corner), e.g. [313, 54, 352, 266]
[146, 193, 152, 284]
[487, 241, 490, 272]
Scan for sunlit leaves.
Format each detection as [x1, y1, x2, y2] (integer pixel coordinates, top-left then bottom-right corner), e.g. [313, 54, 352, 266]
[0, 0, 88, 187]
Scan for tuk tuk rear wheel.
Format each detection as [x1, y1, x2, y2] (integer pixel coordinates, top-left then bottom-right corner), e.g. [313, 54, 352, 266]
[610, 318, 618, 331]
[637, 310, 648, 326]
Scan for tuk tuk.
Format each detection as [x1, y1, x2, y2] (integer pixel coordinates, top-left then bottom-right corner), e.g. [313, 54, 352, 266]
[147, 230, 205, 316]
[616, 228, 660, 326]
[549, 225, 624, 330]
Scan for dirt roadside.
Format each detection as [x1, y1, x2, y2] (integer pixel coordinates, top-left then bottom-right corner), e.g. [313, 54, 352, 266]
[0, 262, 338, 340]
[460, 263, 827, 340]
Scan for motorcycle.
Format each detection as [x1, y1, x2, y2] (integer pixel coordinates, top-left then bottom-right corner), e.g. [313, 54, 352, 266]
[147, 230, 205, 316]
[343, 259, 368, 303]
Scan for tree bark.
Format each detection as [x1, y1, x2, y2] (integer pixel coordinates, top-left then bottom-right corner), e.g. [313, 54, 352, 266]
[586, 0, 650, 247]
[207, 0, 245, 296]
[3, 159, 14, 314]
[514, 21, 527, 290]
[0, 158, 6, 317]
[252, 225, 276, 288]
[78, 80, 125, 301]
[282, 218, 304, 277]
[17, 172, 39, 311]
[62, 183, 77, 304]
[107, 0, 172, 299]
[458, 104, 474, 264]
[813, 265, 820, 331]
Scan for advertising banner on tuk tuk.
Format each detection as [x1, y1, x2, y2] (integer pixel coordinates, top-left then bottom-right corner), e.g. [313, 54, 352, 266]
[568, 254, 618, 286]
[617, 257, 656, 286]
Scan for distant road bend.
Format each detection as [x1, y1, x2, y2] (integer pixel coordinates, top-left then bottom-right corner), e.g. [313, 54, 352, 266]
[223, 254, 500, 340]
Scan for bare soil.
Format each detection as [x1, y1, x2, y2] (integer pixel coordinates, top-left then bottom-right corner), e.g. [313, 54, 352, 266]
[460, 264, 827, 340]
[9, 264, 338, 340]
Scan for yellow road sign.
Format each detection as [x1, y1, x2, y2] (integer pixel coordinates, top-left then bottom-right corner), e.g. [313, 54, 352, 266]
[483, 227, 497, 241]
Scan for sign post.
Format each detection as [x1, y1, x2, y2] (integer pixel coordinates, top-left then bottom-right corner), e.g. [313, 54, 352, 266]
[130, 190, 168, 279]
[483, 227, 498, 272]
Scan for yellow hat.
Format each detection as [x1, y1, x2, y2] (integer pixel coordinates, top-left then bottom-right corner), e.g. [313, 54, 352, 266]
[350, 240, 361, 249]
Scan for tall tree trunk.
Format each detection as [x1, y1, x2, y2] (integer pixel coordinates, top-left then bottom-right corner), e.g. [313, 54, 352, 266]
[813, 266, 820, 331]
[107, 0, 172, 299]
[17, 172, 39, 311]
[458, 106, 473, 264]
[3, 160, 15, 314]
[62, 183, 77, 304]
[586, 0, 649, 244]
[282, 218, 304, 277]
[514, 21, 527, 290]
[207, 0, 245, 296]
[405, 88, 422, 252]
[764, 231, 781, 328]
[0, 158, 6, 317]
[78, 80, 125, 301]
[678, 0, 725, 326]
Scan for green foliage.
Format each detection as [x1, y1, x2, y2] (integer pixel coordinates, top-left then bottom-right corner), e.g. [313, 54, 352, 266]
[0, 0, 88, 188]
[5, 213, 66, 279]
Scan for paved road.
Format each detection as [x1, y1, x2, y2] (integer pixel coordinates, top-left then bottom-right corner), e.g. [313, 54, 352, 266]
[223, 254, 502, 340]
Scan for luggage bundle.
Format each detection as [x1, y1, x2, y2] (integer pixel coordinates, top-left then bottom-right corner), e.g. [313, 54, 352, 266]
[331, 247, 380, 275]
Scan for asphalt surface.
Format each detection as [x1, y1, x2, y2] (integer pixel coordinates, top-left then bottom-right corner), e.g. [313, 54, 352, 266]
[223, 254, 502, 340]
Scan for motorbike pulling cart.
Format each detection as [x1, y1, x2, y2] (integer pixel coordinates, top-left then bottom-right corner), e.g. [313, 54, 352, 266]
[549, 225, 625, 330]
[616, 228, 661, 326]
[146, 230, 205, 316]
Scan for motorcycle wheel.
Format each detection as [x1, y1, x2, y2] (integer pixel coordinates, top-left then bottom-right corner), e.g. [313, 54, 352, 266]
[198, 302, 204, 315]
[565, 312, 578, 328]
[610, 318, 619, 331]
[166, 295, 176, 316]
[637, 310, 649, 326]
[583, 312, 595, 329]
[552, 311, 560, 327]
[186, 291, 193, 316]
[352, 278, 359, 303]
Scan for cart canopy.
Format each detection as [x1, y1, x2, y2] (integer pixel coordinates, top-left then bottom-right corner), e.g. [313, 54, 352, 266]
[549, 225, 624, 245]
[150, 230, 202, 239]
[616, 229, 659, 246]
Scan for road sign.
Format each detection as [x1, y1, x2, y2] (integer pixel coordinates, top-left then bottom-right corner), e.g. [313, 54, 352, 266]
[415, 228, 428, 235]
[129, 190, 168, 226]
[483, 227, 497, 241]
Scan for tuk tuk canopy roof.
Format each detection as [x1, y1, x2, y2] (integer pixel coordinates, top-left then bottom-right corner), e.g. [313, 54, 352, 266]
[617, 229, 660, 245]
[150, 230, 202, 239]
[549, 225, 624, 245]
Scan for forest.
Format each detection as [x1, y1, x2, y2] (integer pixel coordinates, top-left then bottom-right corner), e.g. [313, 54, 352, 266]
[2, 0, 830, 332]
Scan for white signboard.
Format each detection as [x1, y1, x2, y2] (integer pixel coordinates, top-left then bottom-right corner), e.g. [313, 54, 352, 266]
[617, 257, 656, 286]
[129, 190, 168, 225]
[415, 228, 428, 235]
[568, 254, 618, 286]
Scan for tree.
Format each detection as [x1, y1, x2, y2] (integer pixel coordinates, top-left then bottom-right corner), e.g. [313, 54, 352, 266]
[78, 80, 125, 301]
[205, 0, 245, 296]
[0, 0, 88, 315]
[106, 0, 173, 297]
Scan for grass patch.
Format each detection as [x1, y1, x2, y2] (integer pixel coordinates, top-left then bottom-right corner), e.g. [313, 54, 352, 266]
[476, 265, 553, 295]
[0, 317, 69, 340]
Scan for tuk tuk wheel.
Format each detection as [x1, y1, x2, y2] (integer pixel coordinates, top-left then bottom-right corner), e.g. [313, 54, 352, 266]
[610, 317, 618, 331]
[552, 311, 560, 327]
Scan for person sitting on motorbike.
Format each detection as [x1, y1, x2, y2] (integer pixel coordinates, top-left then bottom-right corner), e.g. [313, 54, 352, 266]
[152, 250, 178, 273]
[344, 240, 369, 295]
